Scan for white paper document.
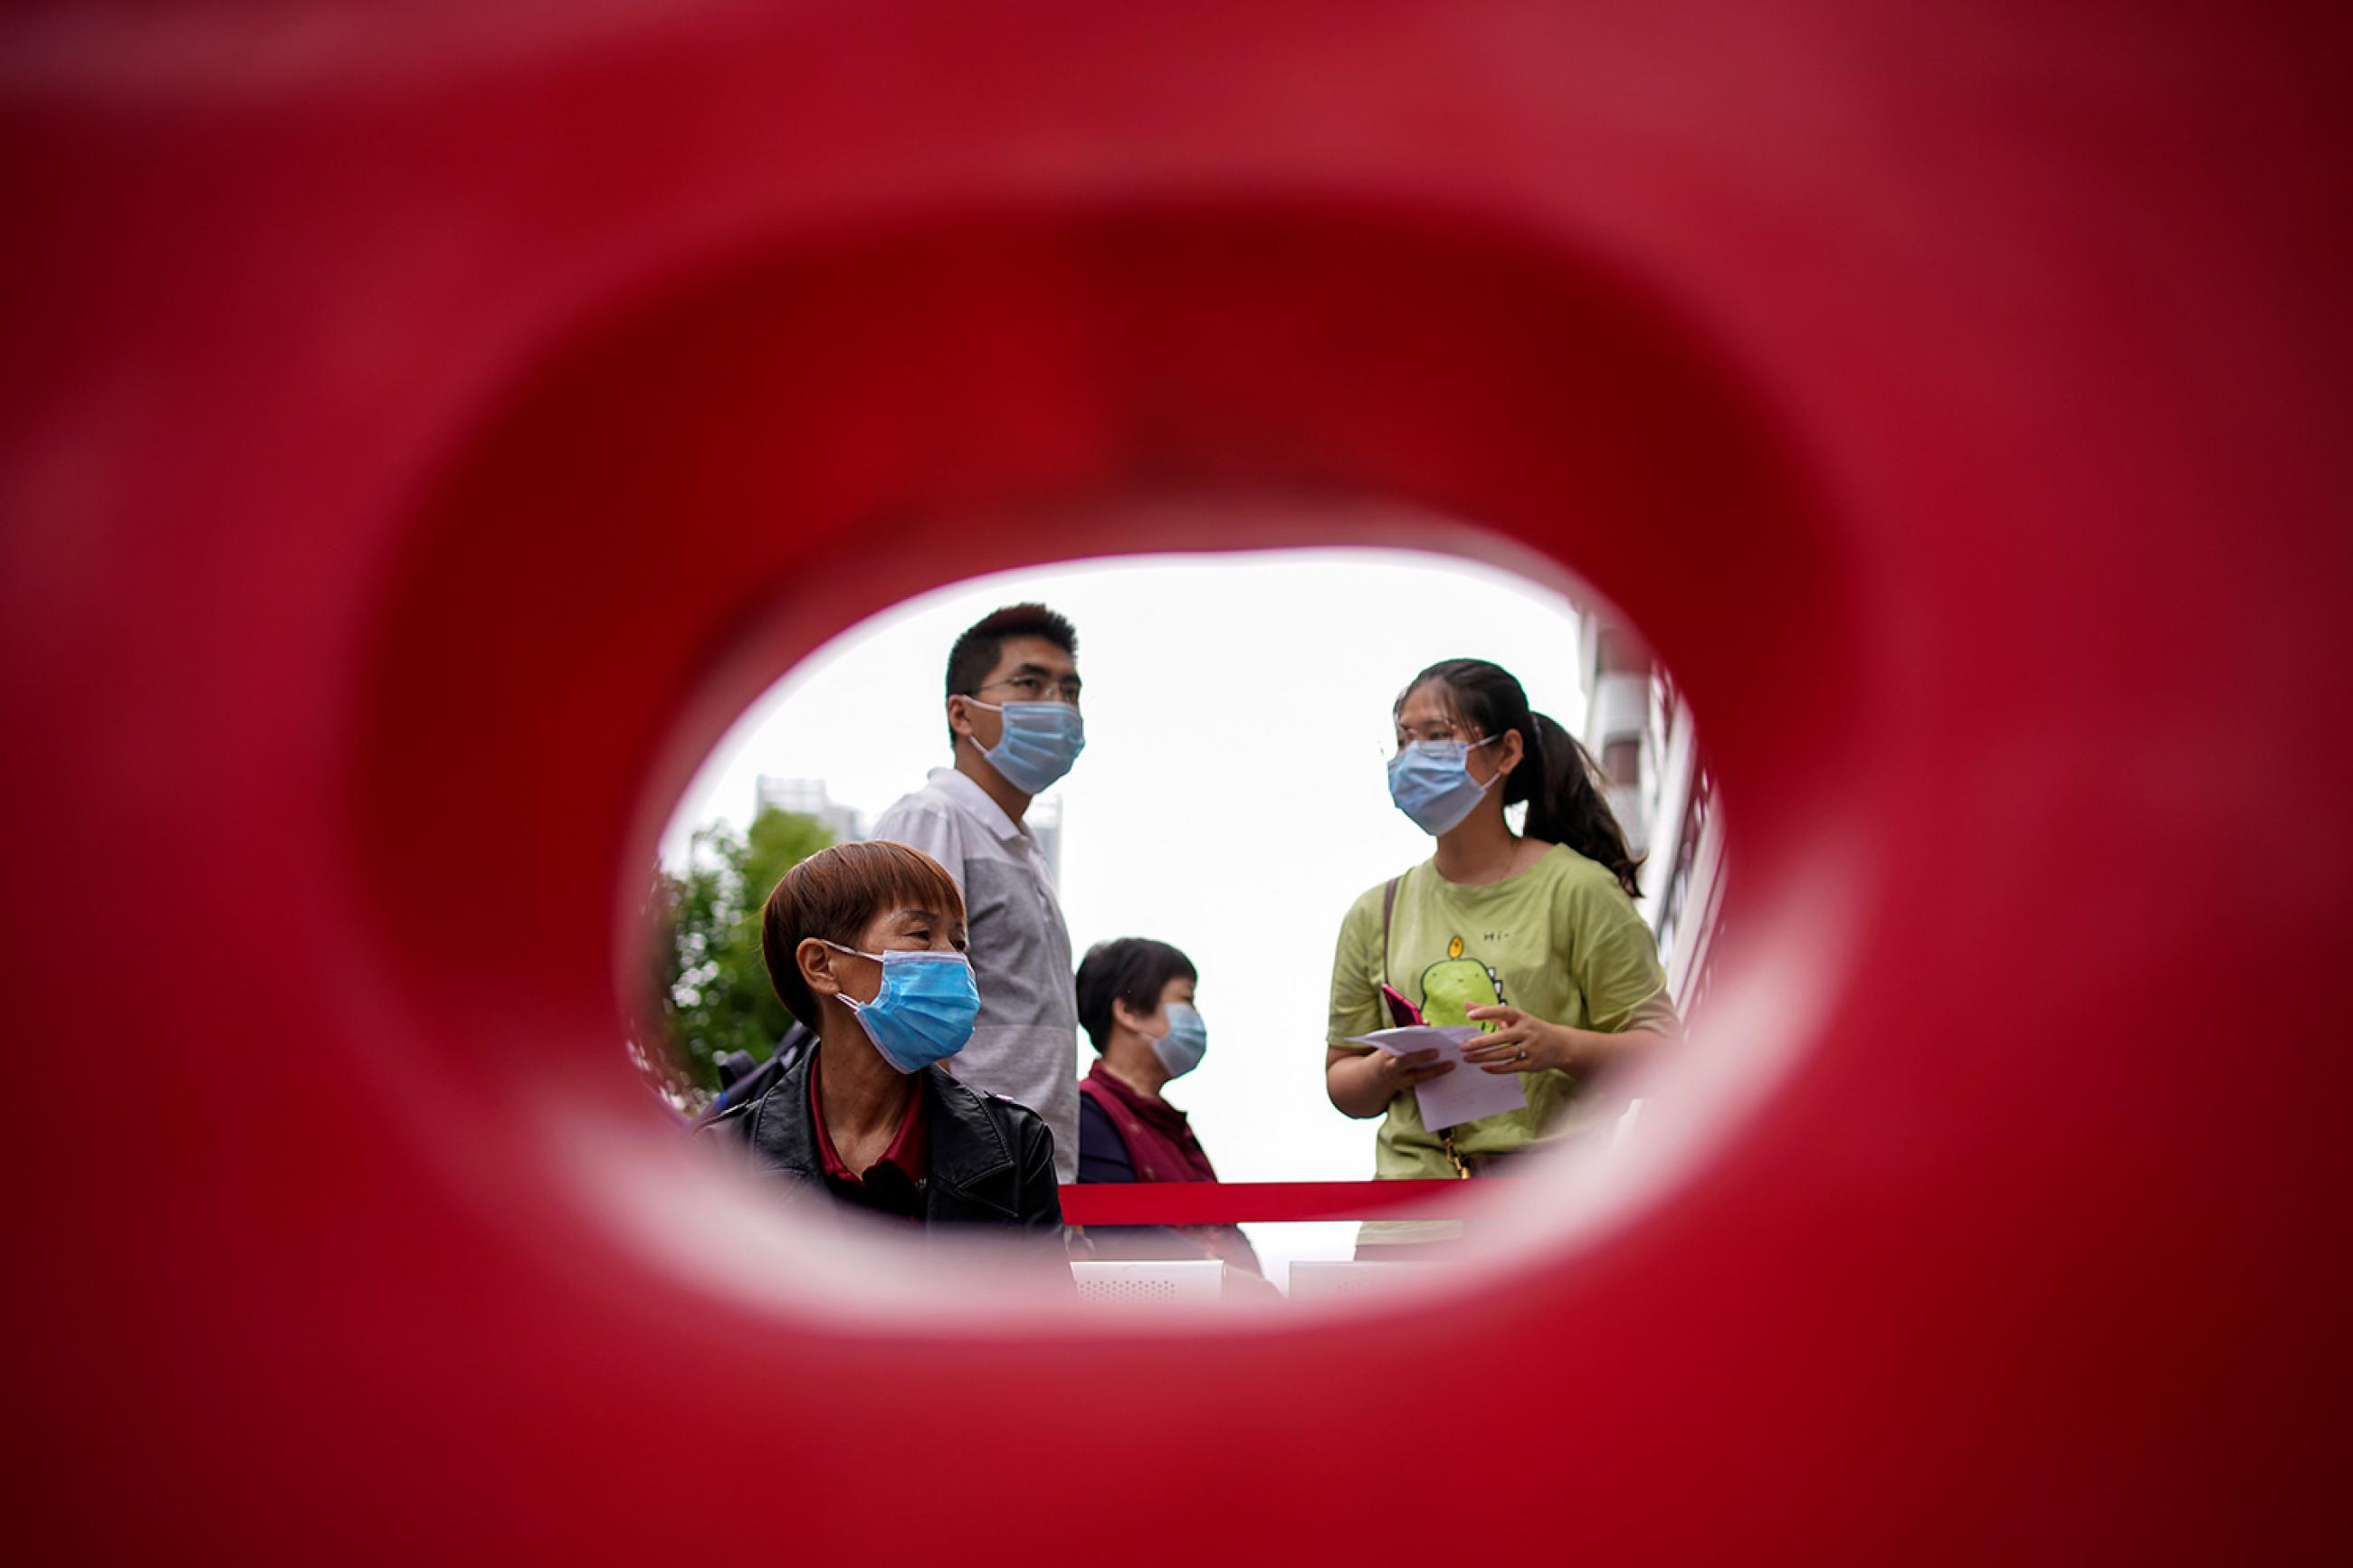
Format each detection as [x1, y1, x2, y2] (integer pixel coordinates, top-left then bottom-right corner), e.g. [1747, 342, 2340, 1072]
[1348, 1026, 1529, 1130]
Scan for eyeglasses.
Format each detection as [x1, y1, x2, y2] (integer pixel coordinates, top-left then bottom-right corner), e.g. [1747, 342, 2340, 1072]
[974, 673, 1082, 706]
[1392, 720, 1483, 750]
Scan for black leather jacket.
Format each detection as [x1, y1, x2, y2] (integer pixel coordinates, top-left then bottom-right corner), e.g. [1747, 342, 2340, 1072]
[706, 1046, 1064, 1238]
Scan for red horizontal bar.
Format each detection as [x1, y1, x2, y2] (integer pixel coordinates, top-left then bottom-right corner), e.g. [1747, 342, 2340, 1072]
[1058, 1179, 1475, 1226]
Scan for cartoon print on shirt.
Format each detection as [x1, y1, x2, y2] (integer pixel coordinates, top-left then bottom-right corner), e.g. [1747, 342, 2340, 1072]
[1419, 936, 1507, 1030]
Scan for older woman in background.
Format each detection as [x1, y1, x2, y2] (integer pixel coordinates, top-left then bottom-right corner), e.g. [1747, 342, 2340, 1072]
[1074, 937, 1264, 1285]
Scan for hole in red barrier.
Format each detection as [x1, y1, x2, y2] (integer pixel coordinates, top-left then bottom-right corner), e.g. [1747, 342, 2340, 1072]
[344, 204, 1863, 1329]
[634, 543, 1730, 1296]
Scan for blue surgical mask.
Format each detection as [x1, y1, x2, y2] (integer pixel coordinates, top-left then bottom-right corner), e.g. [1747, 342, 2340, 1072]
[822, 943, 980, 1073]
[965, 698, 1085, 794]
[1148, 1002, 1209, 1079]
[1386, 736, 1504, 836]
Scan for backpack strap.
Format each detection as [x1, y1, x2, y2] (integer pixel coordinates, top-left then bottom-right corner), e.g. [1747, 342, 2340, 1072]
[691, 1021, 818, 1132]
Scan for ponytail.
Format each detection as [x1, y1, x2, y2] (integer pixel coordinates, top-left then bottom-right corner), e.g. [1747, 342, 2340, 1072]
[1397, 657, 1644, 899]
[1516, 711, 1643, 899]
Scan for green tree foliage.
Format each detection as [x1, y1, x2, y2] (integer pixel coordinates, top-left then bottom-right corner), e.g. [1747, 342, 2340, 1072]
[639, 807, 834, 1105]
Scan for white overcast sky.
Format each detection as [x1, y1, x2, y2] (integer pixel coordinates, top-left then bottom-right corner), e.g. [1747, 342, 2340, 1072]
[658, 547, 1590, 1281]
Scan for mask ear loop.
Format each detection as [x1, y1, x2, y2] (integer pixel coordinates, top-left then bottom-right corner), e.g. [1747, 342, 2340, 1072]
[949, 693, 1014, 754]
[1464, 732, 1508, 795]
[816, 939, 883, 1013]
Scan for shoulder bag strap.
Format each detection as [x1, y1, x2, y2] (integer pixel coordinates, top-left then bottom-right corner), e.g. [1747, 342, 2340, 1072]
[1381, 874, 1400, 990]
[1383, 870, 1472, 1181]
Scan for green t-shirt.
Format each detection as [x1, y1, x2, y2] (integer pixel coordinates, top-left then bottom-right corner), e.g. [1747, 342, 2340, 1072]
[1327, 843, 1676, 1212]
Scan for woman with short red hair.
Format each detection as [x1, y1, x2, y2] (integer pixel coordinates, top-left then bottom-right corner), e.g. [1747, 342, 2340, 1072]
[702, 841, 1064, 1237]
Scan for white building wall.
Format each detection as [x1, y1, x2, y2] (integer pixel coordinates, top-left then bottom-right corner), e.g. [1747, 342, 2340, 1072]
[1575, 613, 1723, 1014]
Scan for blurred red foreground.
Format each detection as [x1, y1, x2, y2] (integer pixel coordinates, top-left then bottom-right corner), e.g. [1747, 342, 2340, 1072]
[2, 3, 2348, 1562]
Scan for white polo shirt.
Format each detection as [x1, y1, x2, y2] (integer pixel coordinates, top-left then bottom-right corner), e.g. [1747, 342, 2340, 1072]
[870, 767, 1079, 1183]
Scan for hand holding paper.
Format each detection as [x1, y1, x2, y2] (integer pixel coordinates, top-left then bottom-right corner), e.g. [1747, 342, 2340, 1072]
[1348, 1026, 1529, 1130]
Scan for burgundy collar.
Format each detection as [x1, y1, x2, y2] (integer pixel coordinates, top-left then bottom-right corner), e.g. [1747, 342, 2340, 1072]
[1082, 1061, 1216, 1183]
[809, 1051, 928, 1189]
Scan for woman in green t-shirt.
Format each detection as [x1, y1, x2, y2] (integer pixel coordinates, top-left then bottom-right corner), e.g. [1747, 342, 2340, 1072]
[1324, 658, 1681, 1245]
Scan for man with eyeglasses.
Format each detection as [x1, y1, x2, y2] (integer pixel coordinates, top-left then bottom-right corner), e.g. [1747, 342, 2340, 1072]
[870, 603, 1087, 1182]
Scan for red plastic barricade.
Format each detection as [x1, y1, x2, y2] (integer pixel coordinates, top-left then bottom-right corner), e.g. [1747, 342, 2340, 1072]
[4, 4, 2348, 1562]
[1061, 1182, 1478, 1226]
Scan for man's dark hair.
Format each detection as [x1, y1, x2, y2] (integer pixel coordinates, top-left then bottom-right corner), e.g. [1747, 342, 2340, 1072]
[1074, 937, 1197, 1052]
[944, 603, 1079, 744]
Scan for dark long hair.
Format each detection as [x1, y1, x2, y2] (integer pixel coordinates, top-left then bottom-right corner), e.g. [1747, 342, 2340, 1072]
[1397, 658, 1643, 898]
